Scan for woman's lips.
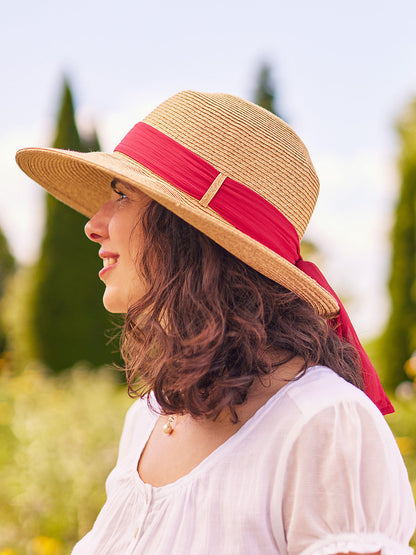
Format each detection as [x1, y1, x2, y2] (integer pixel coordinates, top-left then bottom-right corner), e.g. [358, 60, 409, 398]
[98, 252, 120, 279]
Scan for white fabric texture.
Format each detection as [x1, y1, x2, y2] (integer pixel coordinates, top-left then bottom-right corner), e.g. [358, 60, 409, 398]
[71, 366, 416, 554]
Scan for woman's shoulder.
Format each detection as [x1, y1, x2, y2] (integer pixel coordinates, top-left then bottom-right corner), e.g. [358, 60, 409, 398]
[274, 367, 413, 499]
[277, 367, 416, 554]
[246, 366, 392, 459]
[283, 365, 381, 416]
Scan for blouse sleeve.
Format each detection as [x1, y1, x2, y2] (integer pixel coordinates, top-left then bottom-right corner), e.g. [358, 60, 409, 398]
[279, 400, 416, 555]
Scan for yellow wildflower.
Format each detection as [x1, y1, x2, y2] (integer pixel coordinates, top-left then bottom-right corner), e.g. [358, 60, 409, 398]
[31, 536, 62, 555]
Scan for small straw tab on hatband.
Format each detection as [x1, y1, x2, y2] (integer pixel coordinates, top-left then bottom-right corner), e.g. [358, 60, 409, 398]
[199, 172, 227, 207]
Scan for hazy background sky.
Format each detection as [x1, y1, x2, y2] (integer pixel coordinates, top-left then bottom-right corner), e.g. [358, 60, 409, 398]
[2, 0, 416, 338]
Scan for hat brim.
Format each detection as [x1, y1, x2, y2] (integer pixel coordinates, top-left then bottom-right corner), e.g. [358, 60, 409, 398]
[15, 147, 339, 318]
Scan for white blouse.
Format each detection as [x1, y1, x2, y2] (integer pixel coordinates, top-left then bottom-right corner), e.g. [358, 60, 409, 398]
[71, 366, 416, 554]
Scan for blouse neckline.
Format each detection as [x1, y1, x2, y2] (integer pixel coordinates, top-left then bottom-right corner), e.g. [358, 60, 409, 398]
[132, 366, 322, 497]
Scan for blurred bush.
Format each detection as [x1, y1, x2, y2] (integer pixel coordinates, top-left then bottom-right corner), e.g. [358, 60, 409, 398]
[386, 393, 416, 497]
[0, 362, 132, 554]
[0, 224, 16, 355]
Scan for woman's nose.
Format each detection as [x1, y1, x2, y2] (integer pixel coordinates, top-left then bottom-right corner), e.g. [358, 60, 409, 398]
[84, 203, 111, 243]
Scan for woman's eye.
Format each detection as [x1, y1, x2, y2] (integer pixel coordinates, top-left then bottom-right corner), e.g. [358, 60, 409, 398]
[113, 186, 127, 201]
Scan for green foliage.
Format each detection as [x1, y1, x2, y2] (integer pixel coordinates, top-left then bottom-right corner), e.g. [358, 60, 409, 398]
[386, 397, 416, 503]
[0, 364, 132, 554]
[385, 395, 416, 549]
[2, 266, 38, 366]
[381, 99, 416, 389]
[0, 227, 15, 299]
[0, 227, 16, 354]
[29, 78, 116, 372]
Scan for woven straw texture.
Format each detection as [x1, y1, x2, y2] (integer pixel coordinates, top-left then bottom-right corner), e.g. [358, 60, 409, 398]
[15, 90, 339, 317]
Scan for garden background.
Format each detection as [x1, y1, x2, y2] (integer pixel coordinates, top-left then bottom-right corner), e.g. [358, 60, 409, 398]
[2, 0, 416, 553]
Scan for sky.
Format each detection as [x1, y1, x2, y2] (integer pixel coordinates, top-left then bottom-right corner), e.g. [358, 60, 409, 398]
[2, 0, 416, 339]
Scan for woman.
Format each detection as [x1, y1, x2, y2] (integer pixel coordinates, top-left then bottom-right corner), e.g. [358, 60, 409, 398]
[16, 90, 415, 554]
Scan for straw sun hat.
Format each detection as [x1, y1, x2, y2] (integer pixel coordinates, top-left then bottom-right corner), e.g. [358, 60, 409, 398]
[16, 90, 338, 318]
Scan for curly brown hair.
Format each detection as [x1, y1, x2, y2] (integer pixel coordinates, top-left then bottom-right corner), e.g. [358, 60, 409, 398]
[121, 200, 363, 421]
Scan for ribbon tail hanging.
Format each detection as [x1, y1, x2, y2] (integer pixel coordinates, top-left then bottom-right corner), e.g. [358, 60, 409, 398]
[297, 258, 394, 415]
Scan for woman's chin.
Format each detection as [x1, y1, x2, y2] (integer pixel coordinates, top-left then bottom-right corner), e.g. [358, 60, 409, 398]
[102, 290, 128, 314]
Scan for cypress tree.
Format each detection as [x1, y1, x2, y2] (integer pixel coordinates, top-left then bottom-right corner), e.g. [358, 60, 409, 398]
[254, 63, 284, 120]
[0, 226, 16, 354]
[0, 227, 15, 299]
[381, 99, 416, 389]
[30, 78, 114, 372]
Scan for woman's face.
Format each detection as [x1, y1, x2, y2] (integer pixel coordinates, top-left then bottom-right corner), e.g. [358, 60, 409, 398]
[84, 180, 151, 313]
